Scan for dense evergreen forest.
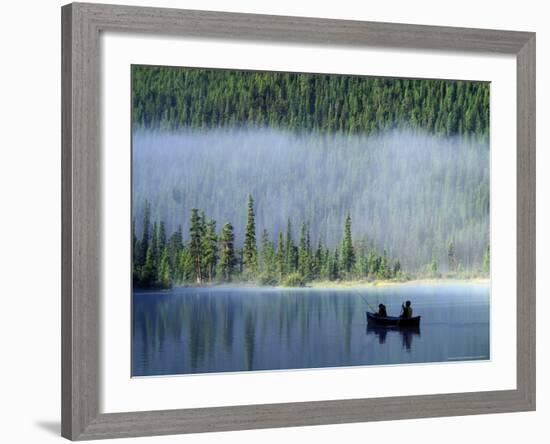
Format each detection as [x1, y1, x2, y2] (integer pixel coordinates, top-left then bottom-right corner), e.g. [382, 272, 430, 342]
[133, 129, 489, 272]
[133, 195, 490, 289]
[132, 66, 490, 287]
[132, 66, 490, 138]
[134, 196, 405, 288]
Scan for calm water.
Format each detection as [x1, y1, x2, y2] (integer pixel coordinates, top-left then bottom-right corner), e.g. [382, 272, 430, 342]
[132, 284, 490, 376]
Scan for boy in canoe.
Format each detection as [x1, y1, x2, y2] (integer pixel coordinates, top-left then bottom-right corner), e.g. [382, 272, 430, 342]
[401, 300, 413, 318]
[377, 303, 388, 317]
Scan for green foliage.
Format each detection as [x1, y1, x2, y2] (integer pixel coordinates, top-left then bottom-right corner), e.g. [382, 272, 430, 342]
[189, 209, 203, 284]
[341, 214, 355, 274]
[428, 254, 440, 278]
[219, 223, 236, 282]
[132, 66, 490, 138]
[243, 195, 258, 275]
[483, 244, 490, 273]
[282, 272, 306, 288]
[132, 196, 418, 288]
[448, 241, 457, 272]
[132, 194, 487, 289]
[201, 219, 218, 282]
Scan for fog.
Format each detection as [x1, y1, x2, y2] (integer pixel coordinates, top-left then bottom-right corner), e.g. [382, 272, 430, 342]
[133, 128, 489, 270]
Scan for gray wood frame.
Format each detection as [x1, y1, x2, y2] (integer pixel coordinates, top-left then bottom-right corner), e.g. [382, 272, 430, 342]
[61, 2, 536, 440]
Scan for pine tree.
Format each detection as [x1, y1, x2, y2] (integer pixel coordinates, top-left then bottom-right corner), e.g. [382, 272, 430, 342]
[313, 239, 323, 280]
[483, 244, 490, 274]
[141, 247, 156, 287]
[178, 246, 194, 283]
[276, 231, 285, 279]
[379, 250, 390, 279]
[219, 222, 236, 282]
[260, 229, 275, 272]
[341, 214, 355, 274]
[429, 254, 439, 277]
[330, 248, 340, 281]
[285, 219, 296, 273]
[393, 259, 402, 277]
[189, 208, 203, 284]
[157, 247, 171, 288]
[243, 195, 258, 274]
[298, 223, 311, 280]
[158, 221, 167, 252]
[367, 247, 382, 278]
[448, 241, 456, 272]
[138, 201, 151, 268]
[168, 225, 183, 274]
[202, 219, 218, 282]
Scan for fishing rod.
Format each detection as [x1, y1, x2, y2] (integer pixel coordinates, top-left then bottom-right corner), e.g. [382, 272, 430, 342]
[357, 292, 378, 313]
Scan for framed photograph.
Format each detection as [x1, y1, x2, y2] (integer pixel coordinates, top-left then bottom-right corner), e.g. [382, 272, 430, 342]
[61, 2, 535, 440]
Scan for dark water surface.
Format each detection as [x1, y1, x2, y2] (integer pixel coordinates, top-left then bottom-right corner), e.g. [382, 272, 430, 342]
[132, 283, 490, 376]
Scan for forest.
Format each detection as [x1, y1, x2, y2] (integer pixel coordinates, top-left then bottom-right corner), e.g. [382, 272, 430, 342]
[132, 66, 490, 288]
[133, 195, 489, 289]
[132, 66, 490, 138]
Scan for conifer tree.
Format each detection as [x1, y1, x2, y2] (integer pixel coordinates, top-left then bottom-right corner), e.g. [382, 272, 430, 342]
[158, 247, 171, 288]
[260, 229, 275, 273]
[330, 248, 340, 281]
[243, 195, 258, 274]
[219, 222, 236, 282]
[285, 219, 294, 273]
[483, 244, 490, 274]
[178, 246, 194, 283]
[202, 219, 218, 282]
[448, 241, 456, 272]
[158, 221, 167, 252]
[139, 200, 151, 268]
[341, 214, 355, 274]
[276, 231, 285, 279]
[141, 247, 156, 286]
[298, 223, 310, 280]
[189, 208, 203, 283]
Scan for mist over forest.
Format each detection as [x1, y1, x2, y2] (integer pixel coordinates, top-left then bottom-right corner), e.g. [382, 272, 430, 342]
[132, 128, 489, 271]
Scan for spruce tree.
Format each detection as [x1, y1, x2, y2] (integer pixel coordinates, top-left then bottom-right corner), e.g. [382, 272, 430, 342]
[298, 223, 310, 280]
[285, 219, 294, 273]
[243, 195, 258, 274]
[158, 247, 171, 288]
[158, 221, 167, 252]
[141, 247, 156, 287]
[219, 222, 237, 282]
[139, 200, 151, 268]
[260, 229, 275, 275]
[341, 214, 355, 274]
[276, 231, 285, 280]
[202, 219, 218, 282]
[483, 245, 490, 274]
[178, 246, 194, 283]
[189, 208, 203, 284]
[448, 241, 456, 272]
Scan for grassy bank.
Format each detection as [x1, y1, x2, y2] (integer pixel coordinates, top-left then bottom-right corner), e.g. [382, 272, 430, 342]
[308, 276, 489, 289]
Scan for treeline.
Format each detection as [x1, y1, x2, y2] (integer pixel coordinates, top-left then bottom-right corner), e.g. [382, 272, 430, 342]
[132, 66, 489, 138]
[133, 196, 406, 289]
[133, 130, 489, 270]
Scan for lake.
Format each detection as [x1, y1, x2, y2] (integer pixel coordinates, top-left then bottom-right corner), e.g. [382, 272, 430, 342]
[132, 283, 490, 376]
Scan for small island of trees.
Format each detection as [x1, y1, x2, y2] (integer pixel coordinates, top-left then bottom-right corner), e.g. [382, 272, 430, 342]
[132, 195, 489, 290]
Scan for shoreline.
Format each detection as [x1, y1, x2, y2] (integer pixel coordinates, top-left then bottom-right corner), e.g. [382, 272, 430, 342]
[134, 277, 490, 292]
[307, 277, 490, 289]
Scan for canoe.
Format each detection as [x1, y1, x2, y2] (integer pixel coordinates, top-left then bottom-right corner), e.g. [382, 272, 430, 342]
[366, 311, 421, 327]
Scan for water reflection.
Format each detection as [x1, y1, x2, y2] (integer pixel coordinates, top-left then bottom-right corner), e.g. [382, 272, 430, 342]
[132, 284, 490, 376]
[366, 324, 421, 350]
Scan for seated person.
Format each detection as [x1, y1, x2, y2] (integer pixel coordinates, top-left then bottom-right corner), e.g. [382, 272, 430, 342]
[377, 303, 388, 317]
[401, 300, 413, 318]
